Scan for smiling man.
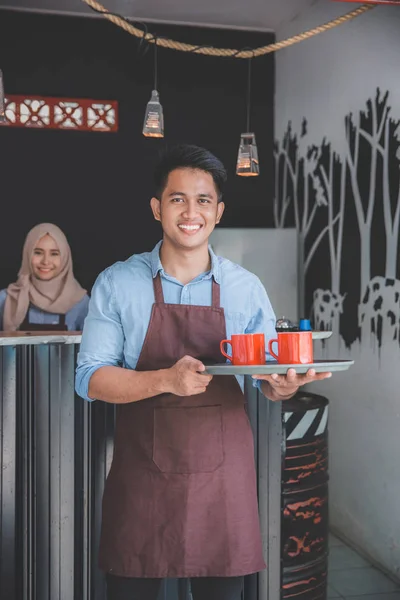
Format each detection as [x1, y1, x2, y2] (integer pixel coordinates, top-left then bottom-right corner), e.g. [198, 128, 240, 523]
[75, 144, 331, 600]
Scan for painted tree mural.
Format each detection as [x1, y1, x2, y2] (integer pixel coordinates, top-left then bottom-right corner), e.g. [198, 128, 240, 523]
[274, 120, 327, 315]
[307, 141, 347, 335]
[346, 89, 392, 300]
[276, 88, 400, 349]
[274, 120, 327, 262]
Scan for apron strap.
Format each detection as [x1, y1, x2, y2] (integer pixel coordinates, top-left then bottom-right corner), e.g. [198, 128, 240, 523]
[153, 273, 165, 303]
[212, 278, 220, 308]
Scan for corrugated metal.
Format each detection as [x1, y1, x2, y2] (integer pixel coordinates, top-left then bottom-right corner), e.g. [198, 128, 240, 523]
[1, 342, 327, 600]
[0, 343, 194, 600]
[0, 346, 17, 600]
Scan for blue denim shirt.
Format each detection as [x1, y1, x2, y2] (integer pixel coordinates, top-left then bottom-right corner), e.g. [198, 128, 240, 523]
[0, 289, 89, 331]
[76, 241, 277, 401]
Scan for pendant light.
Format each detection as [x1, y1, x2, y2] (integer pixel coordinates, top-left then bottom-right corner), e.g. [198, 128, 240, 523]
[0, 69, 5, 122]
[236, 58, 259, 177]
[142, 38, 164, 138]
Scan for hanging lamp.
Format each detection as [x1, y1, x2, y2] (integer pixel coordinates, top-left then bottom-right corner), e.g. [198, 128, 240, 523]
[236, 58, 259, 176]
[142, 39, 164, 138]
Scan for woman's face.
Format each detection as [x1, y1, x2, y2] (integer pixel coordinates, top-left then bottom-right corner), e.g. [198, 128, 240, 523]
[31, 234, 62, 281]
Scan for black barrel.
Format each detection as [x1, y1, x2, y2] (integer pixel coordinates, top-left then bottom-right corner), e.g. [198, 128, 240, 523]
[281, 391, 329, 600]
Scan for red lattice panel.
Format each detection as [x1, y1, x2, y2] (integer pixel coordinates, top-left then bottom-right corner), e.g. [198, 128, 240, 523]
[0, 95, 118, 132]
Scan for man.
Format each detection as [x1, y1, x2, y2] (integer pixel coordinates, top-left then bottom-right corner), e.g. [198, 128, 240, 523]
[76, 144, 331, 600]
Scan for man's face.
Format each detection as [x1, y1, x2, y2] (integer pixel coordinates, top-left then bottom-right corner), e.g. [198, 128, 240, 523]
[150, 168, 225, 251]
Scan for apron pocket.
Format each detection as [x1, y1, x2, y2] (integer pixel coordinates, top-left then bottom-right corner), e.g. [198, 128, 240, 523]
[153, 405, 224, 473]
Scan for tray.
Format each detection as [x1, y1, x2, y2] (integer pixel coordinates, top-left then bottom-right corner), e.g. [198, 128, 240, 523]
[312, 331, 333, 340]
[204, 360, 354, 376]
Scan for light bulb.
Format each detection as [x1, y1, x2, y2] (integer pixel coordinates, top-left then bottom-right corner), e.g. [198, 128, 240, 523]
[236, 133, 259, 177]
[142, 90, 164, 138]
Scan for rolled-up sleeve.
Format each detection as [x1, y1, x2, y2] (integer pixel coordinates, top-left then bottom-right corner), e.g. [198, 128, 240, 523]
[75, 269, 124, 401]
[244, 278, 277, 391]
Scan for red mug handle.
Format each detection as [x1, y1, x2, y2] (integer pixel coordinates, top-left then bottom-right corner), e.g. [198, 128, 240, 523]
[220, 339, 232, 361]
[268, 338, 279, 361]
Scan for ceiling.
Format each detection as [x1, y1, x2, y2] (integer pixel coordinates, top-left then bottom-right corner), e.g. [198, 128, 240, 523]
[0, 0, 321, 31]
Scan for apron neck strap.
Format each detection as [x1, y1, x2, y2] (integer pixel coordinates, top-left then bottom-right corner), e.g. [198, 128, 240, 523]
[153, 272, 221, 308]
[153, 273, 165, 303]
[212, 278, 220, 308]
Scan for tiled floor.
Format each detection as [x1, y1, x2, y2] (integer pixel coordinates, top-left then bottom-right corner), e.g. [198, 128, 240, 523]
[328, 533, 400, 599]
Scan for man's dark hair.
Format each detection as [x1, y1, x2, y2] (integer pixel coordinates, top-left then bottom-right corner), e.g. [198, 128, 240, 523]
[154, 144, 227, 201]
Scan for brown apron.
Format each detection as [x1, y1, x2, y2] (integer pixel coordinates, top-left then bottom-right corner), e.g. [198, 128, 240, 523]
[19, 309, 68, 331]
[99, 274, 265, 578]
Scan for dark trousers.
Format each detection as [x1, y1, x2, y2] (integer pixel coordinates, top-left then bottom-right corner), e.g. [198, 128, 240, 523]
[106, 574, 244, 600]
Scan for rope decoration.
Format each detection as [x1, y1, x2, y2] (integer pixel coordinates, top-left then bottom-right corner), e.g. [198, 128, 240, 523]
[81, 0, 375, 59]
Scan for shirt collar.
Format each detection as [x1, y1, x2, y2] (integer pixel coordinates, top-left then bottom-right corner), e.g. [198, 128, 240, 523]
[150, 240, 221, 284]
[150, 241, 164, 278]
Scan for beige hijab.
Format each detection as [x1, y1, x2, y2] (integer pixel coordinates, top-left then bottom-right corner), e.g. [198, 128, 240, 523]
[3, 223, 87, 332]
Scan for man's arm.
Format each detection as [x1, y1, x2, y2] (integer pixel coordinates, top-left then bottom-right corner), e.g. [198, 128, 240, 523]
[260, 379, 298, 401]
[75, 270, 212, 404]
[245, 278, 331, 400]
[89, 355, 212, 404]
[88, 365, 170, 404]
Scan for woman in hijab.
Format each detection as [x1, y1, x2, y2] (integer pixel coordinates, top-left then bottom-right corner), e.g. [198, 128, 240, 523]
[0, 223, 89, 332]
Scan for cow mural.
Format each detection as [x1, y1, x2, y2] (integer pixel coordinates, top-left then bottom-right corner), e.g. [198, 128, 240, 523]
[358, 277, 400, 347]
[312, 289, 346, 335]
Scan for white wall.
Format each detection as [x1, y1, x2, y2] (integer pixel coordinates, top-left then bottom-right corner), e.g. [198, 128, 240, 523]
[210, 228, 298, 320]
[275, 0, 400, 579]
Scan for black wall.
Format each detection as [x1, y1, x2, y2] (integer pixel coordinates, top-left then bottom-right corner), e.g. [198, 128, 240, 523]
[0, 10, 275, 291]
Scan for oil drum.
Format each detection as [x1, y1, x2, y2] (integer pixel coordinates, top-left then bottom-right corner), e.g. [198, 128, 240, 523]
[281, 391, 329, 600]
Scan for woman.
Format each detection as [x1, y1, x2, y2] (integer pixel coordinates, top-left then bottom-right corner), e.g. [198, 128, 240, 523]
[0, 223, 89, 332]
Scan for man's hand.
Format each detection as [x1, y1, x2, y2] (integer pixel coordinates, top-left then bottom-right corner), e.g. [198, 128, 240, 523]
[165, 355, 213, 396]
[253, 368, 332, 402]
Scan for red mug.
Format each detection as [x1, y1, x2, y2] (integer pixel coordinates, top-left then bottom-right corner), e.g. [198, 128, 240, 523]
[268, 332, 313, 364]
[220, 333, 266, 366]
